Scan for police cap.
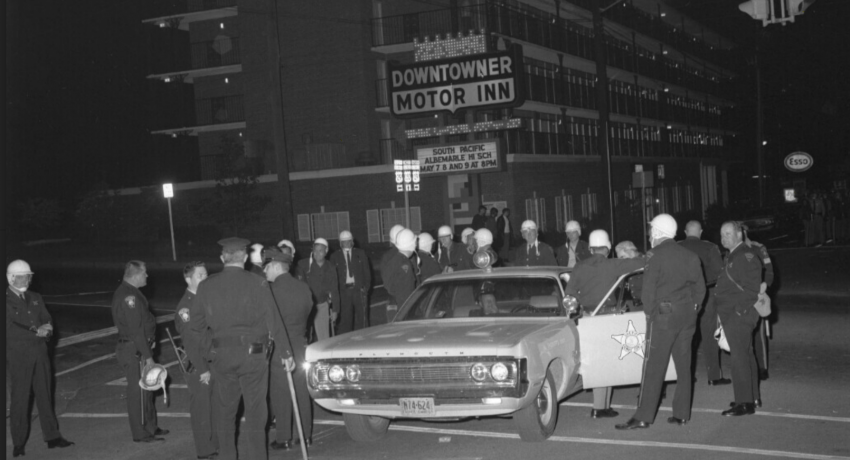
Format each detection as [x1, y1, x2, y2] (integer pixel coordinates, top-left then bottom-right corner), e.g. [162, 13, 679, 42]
[218, 237, 250, 252]
[264, 248, 293, 264]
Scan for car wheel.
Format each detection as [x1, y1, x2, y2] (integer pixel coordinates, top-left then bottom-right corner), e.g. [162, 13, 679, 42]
[343, 413, 390, 443]
[514, 368, 558, 441]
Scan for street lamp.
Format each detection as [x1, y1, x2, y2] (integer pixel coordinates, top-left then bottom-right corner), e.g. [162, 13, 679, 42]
[163, 183, 177, 261]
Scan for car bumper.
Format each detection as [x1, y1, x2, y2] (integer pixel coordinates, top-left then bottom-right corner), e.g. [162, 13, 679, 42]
[313, 396, 530, 418]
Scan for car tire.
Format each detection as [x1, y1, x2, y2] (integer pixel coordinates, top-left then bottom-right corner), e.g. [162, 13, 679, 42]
[343, 413, 390, 443]
[514, 368, 558, 441]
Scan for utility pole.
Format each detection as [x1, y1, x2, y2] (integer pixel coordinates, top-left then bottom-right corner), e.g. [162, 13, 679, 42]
[593, 0, 616, 240]
[270, 0, 297, 239]
[755, 25, 765, 207]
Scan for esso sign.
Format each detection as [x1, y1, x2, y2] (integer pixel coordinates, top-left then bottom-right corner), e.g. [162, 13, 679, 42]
[784, 152, 813, 172]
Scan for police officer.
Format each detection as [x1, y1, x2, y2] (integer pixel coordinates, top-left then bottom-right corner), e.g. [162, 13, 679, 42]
[616, 214, 705, 429]
[173, 261, 218, 459]
[416, 232, 442, 282]
[111, 260, 168, 442]
[436, 225, 463, 273]
[716, 222, 763, 416]
[6, 260, 74, 457]
[248, 243, 265, 277]
[743, 224, 773, 380]
[454, 228, 477, 271]
[556, 220, 592, 269]
[190, 237, 294, 460]
[514, 220, 557, 266]
[679, 220, 728, 386]
[296, 238, 339, 341]
[379, 224, 405, 276]
[330, 231, 372, 334]
[384, 229, 418, 320]
[264, 249, 314, 451]
[563, 231, 644, 419]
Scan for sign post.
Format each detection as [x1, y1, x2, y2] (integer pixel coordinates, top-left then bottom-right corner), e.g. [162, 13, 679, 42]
[163, 184, 177, 262]
[394, 160, 420, 228]
[632, 170, 654, 253]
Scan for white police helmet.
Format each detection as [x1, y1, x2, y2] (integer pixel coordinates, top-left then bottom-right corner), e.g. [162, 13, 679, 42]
[588, 229, 612, 249]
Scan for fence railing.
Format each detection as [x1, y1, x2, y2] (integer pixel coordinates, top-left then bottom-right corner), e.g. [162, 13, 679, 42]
[191, 37, 240, 69]
[195, 95, 244, 126]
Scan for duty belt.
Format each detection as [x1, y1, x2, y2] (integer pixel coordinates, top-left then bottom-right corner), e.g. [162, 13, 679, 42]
[118, 337, 154, 345]
[212, 335, 267, 349]
[344, 283, 356, 289]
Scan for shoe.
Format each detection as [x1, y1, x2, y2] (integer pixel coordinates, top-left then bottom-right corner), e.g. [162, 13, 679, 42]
[47, 437, 75, 448]
[154, 428, 170, 436]
[759, 370, 770, 380]
[667, 417, 688, 425]
[13, 446, 25, 457]
[591, 408, 619, 418]
[615, 418, 651, 430]
[270, 440, 294, 451]
[708, 378, 732, 386]
[134, 437, 165, 443]
[722, 403, 756, 416]
[729, 399, 762, 408]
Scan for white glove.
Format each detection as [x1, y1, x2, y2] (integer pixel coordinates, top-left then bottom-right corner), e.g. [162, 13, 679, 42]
[759, 282, 767, 294]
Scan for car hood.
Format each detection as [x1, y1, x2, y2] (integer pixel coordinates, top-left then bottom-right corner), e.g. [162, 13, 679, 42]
[305, 319, 563, 360]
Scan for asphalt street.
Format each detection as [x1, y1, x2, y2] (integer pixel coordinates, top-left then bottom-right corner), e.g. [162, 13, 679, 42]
[6, 247, 850, 460]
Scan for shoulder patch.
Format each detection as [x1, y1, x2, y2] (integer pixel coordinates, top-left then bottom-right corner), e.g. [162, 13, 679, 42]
[125, 295, 136, 308]
[645, 250, 654, 260]
[178, 308, 190, 323]
[744, 253, 754, 262]
[401, 263, 409, 273]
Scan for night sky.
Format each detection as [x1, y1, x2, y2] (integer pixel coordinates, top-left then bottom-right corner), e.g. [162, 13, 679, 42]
[5, 0, 849, 212]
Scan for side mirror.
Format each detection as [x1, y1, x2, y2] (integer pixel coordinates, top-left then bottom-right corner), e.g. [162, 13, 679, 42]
[564, 295, 580, 318]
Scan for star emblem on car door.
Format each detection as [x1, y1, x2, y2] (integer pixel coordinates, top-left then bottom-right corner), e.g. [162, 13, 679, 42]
[611, 320, 646, 360]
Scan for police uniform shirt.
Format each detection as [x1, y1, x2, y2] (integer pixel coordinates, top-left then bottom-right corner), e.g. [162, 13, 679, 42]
[269, 273, 313, 361]
[174, 290, 209, 374]
[383, 251, 417, 306]
[515, 241, 557, 267]
[555, 240, 592, 269]
[6, 288, 51, 343]
[417, 250, 442, 282]
[678, 236, 723, 286]
[191, 266, 291, 359]
[714, 242, 762, 311]
[379, 246, 399, 279]
[563, 254, 644, 309]
[111, 281, 156, 359]
[641, 239, 705, 319]
[454, 247, 476, 271]
[296, 257, 340, 309]
[747, 240, 774, 287]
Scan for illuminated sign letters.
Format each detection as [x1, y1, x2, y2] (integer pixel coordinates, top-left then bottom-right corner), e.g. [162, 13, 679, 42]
[417, 140, 500, 176]
[388, 47, 525, 118]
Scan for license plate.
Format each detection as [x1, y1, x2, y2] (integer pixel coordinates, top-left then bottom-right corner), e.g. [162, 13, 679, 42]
[400, 397, 435, 416]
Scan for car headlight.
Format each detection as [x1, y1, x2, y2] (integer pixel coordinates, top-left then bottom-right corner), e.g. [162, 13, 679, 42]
[490, 362, 509, 381]
[345, 365, 361, 382]
[470, 362, 489, 381]
[328, 365, 345, 383]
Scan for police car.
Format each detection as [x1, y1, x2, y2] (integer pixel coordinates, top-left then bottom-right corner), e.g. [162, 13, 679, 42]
[304, 250, 675, 442]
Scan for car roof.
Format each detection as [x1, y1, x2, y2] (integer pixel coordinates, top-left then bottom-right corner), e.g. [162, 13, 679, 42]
[421, 266, 569, 285]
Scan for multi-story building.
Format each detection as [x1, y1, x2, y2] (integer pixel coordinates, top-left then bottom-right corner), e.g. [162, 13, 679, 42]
[142, 0, 744, 248]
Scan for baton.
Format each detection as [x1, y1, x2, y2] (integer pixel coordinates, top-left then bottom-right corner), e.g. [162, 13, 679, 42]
[165, 328, 188, 374]
[139, 358, 145, 425]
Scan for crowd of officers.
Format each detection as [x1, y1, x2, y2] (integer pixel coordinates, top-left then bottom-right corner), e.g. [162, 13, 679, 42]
[6, 210, 775, 458]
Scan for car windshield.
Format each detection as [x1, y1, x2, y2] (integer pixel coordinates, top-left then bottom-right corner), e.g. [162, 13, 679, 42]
[396, 277, 564, 321]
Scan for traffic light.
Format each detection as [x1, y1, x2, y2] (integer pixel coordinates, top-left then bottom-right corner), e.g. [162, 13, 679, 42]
[738, 0, 816, 26]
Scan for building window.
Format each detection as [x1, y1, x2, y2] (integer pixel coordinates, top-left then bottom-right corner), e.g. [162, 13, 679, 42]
[366, 207, 422, 243]
[296, 211, 350, 241]
[524, 197, 546, 231]
[555, 195, 574, 232]
[581, 191, 598, 219]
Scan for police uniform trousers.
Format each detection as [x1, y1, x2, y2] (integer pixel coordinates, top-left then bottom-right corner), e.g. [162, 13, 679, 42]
[592, 387, 612, 410]
[634, 312, 697, 423]
[717, 305, 760, 403]
[754, 318, 769, 374]
[312, 302, 331, 341]
[338, 285, 368, 334]
[116, 342, 158, 440]
[269, 346, 312, 444]
[211, 346, 269, 460]
[8, 340, 61, 447]
[185, 368, 218, 457]
[698, 287, 724, 381]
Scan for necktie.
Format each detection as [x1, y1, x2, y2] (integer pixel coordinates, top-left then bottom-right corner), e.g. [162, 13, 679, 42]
[345, 250, 352, 280]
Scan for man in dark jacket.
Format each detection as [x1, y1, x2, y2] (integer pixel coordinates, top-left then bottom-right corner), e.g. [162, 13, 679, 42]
[514, 220, 557, 266]
[556, 220, 592, 269]
[384, 229, 419, 319]
[715, 222, 763, 416]
[173, 262, 217, 459]
[416, 232, 442, 282]
[679, 220, 727, 386]
[330, 231, 372, 333]
[617, 214, 705, 430]
[296, 238, 339, 341]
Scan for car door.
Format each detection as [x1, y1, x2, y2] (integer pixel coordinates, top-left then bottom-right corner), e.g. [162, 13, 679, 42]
[575, 270, 677, 389]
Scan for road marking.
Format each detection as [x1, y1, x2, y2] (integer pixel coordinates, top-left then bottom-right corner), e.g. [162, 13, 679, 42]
[57, 314, 175, 348]
[768, 234, 789, 241]
[55, 337, 178, 377]
[562, 402, 850, 424]
[371, 300, 388, 309]
[106, 360, 182, 386]
[43, 290, 114, 297]
[313, 420, 850, 460]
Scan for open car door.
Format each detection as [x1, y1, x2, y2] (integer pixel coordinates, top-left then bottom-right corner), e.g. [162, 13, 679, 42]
[576, 270, 677, 389]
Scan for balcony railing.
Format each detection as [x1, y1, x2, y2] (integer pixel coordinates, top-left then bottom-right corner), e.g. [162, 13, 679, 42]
[195, 95, 244, 126]
[372, 2, 729, 98]
[144, 0, 237, 19]
[191, 37, 241, 69]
